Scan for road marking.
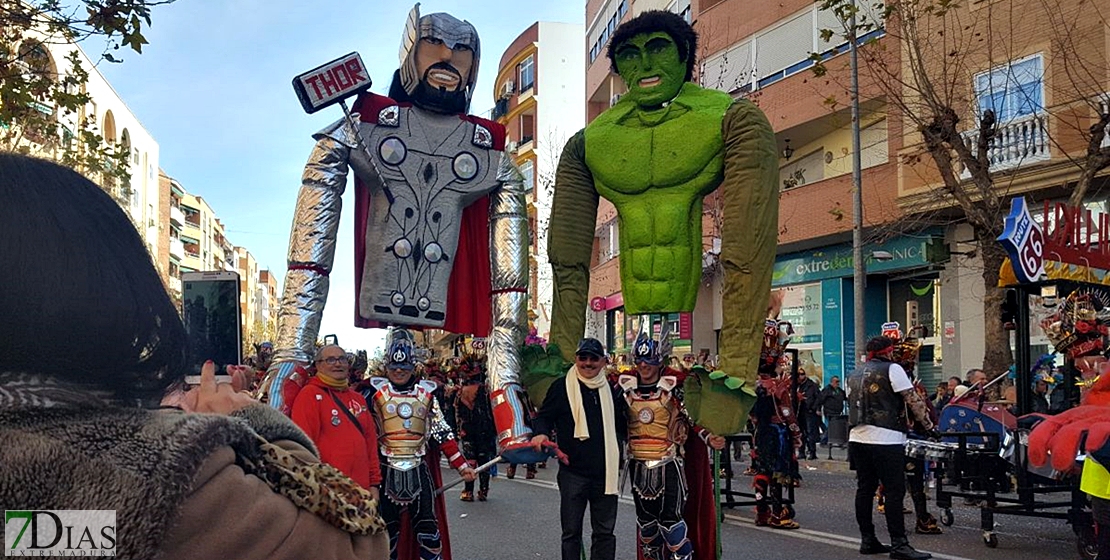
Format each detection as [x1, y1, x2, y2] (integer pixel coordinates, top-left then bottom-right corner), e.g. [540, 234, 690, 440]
[503, 475, 978, 560]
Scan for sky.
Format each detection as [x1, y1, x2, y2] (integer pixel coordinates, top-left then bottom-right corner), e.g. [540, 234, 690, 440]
[94, 0, 585, 356]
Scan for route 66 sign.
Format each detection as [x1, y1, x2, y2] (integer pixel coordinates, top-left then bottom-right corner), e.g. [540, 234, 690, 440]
[471, 337, 487, 351]
[998, 197, 1044, 283]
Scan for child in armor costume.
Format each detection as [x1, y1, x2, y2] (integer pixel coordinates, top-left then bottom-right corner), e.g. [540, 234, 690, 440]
[620, 333, 725, 560]
[750, 319, 803, 529]
[366, 334, 476, 560]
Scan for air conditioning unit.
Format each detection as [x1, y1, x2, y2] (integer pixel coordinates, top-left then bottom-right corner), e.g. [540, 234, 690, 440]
[506, 140, 519, 153]
[609, 94, 622, 107]
[500, 81, 515, 98]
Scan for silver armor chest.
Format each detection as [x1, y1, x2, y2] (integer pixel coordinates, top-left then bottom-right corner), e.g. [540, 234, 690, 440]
[358, 105, 501, 327]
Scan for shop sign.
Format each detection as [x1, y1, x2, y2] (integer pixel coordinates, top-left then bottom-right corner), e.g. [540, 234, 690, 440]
[679, 313, 692, 339]
[590, 297, 606, 312]
[1041, 199, 1110, 271]
[772, 234, 939, 286]
[998, 197, 1044, 283]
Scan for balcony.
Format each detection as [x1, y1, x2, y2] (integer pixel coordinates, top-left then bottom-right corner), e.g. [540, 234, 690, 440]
[169, 204, 185, 228]
[961, 113, 1050, 178]
[170, 238, 185, 260]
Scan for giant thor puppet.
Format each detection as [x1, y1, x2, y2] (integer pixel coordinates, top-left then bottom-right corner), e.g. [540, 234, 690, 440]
[547, 10, 778, 436]
[263, 4, 543, 467]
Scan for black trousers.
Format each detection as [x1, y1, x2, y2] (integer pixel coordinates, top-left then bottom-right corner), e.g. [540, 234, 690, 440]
[849, 442, 908, 542]
[558, 468, 618, 560]
[905, 456, 929, 521]
[803, 413, 821, 457]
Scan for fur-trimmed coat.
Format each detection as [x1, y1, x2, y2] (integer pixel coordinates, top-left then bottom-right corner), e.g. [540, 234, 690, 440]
[0, 373, 388, 559]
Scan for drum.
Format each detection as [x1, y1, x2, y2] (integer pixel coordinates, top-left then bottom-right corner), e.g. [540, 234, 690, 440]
[905, 439, 959, 462]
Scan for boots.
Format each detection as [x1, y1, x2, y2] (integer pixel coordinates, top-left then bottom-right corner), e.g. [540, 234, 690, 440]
[769, 508, 800, 530]
[477, 488, 488, 502]
[459, 490, 474, 502]
[506, 464, 517, 479]
[526, 464, 537, 479]
[915, 514, 942, 535]
[888, 537, 931, 560]
[859, 535, 891, 555]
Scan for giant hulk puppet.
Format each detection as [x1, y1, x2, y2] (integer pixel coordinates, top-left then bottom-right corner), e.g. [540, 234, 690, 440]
[546, 10, 778, 436]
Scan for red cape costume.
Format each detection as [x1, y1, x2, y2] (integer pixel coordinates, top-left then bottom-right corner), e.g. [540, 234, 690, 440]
[351, 92, 505, 336]
[636, 367, 719, 560]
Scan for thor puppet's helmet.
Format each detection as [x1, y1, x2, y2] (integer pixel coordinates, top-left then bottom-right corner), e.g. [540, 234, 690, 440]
[398, 3, 481, 113]
[758, 320, 794, 375]
[632, 333, 663, 366]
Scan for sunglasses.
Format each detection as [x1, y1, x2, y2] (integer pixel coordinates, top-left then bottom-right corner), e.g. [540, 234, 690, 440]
[575, 354, 603, 362]
[317, 356, 350, 365]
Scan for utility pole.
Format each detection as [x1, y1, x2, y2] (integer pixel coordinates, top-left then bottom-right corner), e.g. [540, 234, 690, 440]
[850, 10, 865, 367]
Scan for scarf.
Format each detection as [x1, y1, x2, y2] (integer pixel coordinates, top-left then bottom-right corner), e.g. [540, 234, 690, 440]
[565, 365, 619, 495]
[316, 374, 349, 390]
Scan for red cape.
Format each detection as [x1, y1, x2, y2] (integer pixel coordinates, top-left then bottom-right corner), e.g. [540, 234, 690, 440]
[350, 92, 505, 335]
[393, 443, 454, 560]
[636, 368, 719, 560]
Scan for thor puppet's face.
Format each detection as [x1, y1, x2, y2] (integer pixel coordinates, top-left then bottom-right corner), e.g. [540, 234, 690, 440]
[613, 32, 686, 110]
[398, 8, 481, 114]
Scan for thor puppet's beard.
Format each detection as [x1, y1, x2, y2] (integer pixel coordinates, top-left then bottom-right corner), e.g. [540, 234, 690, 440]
[412, 62, 469, 114]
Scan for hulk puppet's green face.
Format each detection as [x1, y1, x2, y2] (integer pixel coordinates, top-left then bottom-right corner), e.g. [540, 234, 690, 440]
[613, 31, 686, 109]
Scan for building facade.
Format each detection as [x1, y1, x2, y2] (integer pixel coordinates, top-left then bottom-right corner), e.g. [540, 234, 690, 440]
[581, 0, 1110, 388]
[493, 21, 586, 341]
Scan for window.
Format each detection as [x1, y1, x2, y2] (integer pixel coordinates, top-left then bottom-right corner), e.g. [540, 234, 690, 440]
[975, 54, 1044, 122]
[520, 160, 535, 193]
[779, 149, 824, 190]
[518, 55, 535, 91]
[520, 114, 535, 144]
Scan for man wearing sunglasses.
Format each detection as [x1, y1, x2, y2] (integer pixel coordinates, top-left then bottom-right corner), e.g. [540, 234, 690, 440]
[531, 338, 627, 560]
[290, 344, 382, 504]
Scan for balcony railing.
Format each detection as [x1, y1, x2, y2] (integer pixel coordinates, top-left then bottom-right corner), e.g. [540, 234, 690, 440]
[961, 112, 1050, 178]
[170, 238, 185, 260]
[170, 205, 185, 227]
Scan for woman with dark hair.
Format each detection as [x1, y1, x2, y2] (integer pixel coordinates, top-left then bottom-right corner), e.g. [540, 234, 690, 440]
[0, 154, 387, 559]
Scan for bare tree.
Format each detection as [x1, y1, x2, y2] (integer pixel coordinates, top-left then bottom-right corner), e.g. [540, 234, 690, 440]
[814, 0, 1110, 377]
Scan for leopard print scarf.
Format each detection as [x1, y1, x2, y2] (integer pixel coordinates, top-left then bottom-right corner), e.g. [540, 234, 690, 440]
[239, 434, 386, 535]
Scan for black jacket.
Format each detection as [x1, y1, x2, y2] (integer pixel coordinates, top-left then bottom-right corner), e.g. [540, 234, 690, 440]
[798, 377, 821, 416]
[817, 384, 847, 417]
[533, 377, 627, 479]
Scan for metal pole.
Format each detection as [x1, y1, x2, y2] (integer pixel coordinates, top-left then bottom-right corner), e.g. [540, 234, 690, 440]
[850, 11, 866, 365]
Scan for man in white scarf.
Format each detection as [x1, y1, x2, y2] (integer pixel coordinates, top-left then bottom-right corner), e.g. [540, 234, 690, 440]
[531, 338, 626, 560]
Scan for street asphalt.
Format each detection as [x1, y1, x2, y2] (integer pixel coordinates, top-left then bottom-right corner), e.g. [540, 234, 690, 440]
[438, 448, 1083, 560]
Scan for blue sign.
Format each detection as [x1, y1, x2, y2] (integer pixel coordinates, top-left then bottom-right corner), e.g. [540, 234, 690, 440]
[997, 197, 1044, 283]
[772, 233, 940, 287]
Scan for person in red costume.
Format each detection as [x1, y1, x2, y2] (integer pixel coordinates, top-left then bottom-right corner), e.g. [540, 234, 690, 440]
[291, 344, 382, 500]
[1029, 357, 1110, 559]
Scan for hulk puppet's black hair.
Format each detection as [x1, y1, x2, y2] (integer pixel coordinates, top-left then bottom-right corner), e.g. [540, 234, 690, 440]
[607, 10, 698, 82]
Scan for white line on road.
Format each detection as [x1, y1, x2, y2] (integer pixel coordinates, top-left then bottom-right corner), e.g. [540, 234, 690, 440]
[504, 476, 977, 560]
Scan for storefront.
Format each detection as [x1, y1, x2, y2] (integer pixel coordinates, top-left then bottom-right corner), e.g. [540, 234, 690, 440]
[772, 231, 946, 385]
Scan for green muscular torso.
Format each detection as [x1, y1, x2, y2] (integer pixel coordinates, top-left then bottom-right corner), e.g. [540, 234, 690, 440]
[583, 84, 733, 313]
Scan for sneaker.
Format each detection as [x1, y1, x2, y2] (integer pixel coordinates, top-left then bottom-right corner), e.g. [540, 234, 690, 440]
[754, 509, 771, 527]
[742, 466, 757, 476]
[460, 490, 474, 502]
[769, 515, 800, 530]
[477, 489, 488, 502]
[526, 468, 536, 480]
[506, 465, 516, 479]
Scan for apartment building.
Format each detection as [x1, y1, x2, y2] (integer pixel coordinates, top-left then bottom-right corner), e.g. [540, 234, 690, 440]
[160, 170, 186, 298]
[582, 0, 1110, 385]
[8, 31, 163, 265]
[236, 247, 260, 338]
[492, 21, 586, 340]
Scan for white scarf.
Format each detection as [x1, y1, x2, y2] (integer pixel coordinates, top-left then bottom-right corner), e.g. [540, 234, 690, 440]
[565, 365, 619, 495]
